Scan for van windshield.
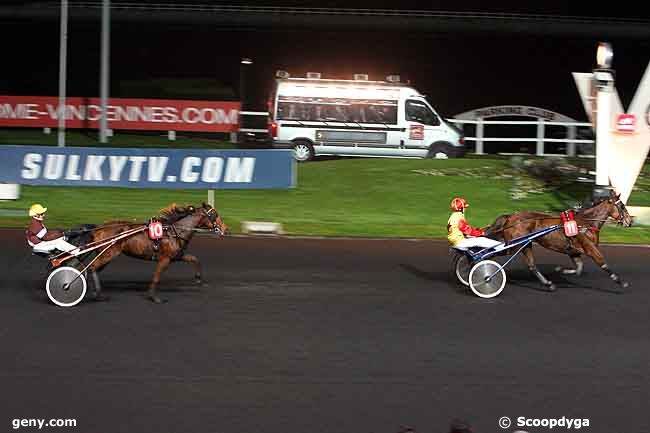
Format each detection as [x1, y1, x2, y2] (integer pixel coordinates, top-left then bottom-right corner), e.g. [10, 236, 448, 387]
[405, 99, 440, 126]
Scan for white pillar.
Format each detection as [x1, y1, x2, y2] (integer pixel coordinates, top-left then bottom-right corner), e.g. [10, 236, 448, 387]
[475, 118, 484, 154]
[595, 77, 613, 186]
[536, 119, 545, 156]
[566, 125, 576, 157]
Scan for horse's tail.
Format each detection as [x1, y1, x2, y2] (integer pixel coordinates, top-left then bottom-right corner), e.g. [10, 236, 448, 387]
[484, 214, 510, 241]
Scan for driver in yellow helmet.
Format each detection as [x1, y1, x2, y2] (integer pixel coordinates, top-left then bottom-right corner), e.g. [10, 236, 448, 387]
[25, 204, 80, 256]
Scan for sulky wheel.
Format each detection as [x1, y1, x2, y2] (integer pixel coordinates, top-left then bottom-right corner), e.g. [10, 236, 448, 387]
[452, 251, 472, 286]
[46, 266, 87, 307]
[468, 260, 506, 298]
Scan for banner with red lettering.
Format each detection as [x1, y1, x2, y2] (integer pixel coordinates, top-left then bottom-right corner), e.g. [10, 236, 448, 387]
[0, 96, 241, 132]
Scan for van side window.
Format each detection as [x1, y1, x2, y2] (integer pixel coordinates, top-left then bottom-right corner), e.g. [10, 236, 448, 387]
[405, 100, 440, 126]
[277, 98, 397, 124]
[360, 104, 397, 124]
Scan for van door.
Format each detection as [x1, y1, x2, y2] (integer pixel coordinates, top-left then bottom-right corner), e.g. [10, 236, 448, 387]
[403, 99, 444, 156]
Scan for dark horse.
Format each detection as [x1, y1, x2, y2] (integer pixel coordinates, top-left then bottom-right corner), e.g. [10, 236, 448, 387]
[69, 202, 229, 303]
[485, 190, 633, 291]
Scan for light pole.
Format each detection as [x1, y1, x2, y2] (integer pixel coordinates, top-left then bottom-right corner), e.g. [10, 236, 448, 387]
[238, 57, 253, 143]
[57, 0, 68, 147]
[99, 0, 110, 143]
[592, 42, 615, 200]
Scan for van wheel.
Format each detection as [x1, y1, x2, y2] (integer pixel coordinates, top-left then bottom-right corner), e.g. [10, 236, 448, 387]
[293, 141, 314, 162]
[429, 142, 452, 159]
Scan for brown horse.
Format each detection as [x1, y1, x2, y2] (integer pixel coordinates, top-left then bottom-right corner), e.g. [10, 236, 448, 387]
[486, 191, 633, 291]
[70, 202, 229, 303]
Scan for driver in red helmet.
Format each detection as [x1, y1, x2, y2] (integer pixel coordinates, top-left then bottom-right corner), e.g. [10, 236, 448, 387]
[447, 197, 501, 250]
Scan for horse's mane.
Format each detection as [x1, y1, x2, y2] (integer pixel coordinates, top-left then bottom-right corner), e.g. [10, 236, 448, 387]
[158, 203, 196, 224]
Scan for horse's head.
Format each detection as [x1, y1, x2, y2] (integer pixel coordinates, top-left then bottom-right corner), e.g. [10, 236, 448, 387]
[607, 192, 633, 227]
[196, 202, 230, 235]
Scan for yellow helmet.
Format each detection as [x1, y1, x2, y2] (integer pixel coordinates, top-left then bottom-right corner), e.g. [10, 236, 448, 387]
[28, 203, 47, 217]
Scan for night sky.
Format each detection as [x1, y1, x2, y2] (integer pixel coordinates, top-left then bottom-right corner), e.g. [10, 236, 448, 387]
[2, 1, 650, 122]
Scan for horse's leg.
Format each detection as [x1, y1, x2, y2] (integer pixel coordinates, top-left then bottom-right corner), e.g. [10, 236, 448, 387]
[521, 247, 556, 291]
[555, 254, 584, 276]
[180, 253, 203, 284]
[583, 241, 630, 289]
[148, 256, 171, 303]
[87, 246, 123, 301]
[89, 270, 109, 301]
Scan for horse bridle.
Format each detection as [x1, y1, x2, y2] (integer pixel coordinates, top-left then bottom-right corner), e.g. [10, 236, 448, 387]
[581, 198, 629, 226]
[612, 199, 630, 226]
[201, 207, 223, 234]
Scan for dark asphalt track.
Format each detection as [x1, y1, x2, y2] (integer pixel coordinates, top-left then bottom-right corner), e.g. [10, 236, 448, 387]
[1, 229, 649, 433]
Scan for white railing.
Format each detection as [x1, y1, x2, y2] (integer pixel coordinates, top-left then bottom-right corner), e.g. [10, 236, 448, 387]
[448, 119, 594, 157]
[236, 112, 596, 156]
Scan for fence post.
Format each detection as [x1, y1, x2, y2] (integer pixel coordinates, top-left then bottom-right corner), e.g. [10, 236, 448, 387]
[475, 118, 484, 154]
[536, 119, 545, 156]
[566, 125, 576, 157]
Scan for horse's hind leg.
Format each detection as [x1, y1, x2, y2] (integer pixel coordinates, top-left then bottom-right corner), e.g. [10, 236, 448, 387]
[521, 247, 556, 291]
[180, 253, 203, 284]
[89, 270, 109, 301]
[148, 256, 171, 304]
[555, 254, 584, 276]
[583, 242, 630, 289]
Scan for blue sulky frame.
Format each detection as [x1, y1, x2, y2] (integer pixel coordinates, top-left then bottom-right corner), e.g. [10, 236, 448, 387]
[453, 224, 563, 297]
[469, 224, 561, 264]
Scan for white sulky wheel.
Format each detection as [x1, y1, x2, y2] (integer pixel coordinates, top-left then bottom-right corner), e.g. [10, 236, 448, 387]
[452, 252, 472, 286]
[468, 259, 507, 298]
[46, 266, 87, 307]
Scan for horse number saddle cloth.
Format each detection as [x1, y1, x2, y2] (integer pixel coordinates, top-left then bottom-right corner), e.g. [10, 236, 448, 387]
[561, 210, 579, 237]
[148, 219, 164, 252]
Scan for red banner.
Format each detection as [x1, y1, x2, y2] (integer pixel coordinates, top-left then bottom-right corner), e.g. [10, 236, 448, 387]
[0, 96, 240, 132]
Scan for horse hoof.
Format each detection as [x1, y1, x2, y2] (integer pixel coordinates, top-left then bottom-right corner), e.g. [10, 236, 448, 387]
[621, 281, 630, 289]
[546, 283, 557, 292]
[194, 278, 203, 285]
[147, 292, 165, 304]
[91, 294, 110, 302]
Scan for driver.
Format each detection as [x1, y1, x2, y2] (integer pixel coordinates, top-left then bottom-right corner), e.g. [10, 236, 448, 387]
[25, 203, 80, 256]
[447, 197, 501, 250]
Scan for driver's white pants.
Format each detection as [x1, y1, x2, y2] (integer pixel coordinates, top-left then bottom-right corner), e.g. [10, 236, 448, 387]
[454, 236, 502, 250]
[32, 237, 80, 255]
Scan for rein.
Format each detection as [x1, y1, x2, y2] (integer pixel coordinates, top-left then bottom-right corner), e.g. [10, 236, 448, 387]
[489, 202, 625, 235]
[488, 216, 561, 234]
[72, 222, 136, 233]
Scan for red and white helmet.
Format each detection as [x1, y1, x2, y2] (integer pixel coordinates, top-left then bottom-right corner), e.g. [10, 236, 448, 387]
[450, 197, 469, 212]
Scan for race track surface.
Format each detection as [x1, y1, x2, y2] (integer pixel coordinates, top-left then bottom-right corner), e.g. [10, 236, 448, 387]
[1, 229, 649, 433]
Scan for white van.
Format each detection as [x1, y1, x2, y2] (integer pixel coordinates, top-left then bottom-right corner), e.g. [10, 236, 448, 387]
[268, 72, 466, 161]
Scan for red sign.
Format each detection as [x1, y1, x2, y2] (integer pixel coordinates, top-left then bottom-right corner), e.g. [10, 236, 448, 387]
[148, 222, 164, 240]
[409, 124, 424, 140]
[0, 96, 241, 132]
[616, 113, 636, 133]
